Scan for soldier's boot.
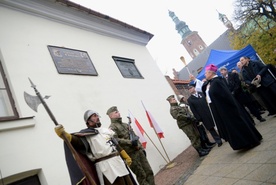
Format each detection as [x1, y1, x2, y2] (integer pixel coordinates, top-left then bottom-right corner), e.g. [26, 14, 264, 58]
[201, 146, 211, 152]
[201, 140, 215, 150]
[196, 148, 209, 157]
[206, 141, 216, 148]
[197, 124, 216, 148]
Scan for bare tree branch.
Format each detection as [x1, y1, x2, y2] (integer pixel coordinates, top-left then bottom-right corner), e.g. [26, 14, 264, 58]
[233, 0, 276, 27]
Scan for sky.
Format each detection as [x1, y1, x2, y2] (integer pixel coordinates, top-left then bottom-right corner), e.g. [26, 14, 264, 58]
[72, 0, 235, 78]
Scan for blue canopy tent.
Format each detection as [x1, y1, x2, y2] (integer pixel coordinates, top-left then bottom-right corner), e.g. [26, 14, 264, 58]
[196, 44, 258, 80]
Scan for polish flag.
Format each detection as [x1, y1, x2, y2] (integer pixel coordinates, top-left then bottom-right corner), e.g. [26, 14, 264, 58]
[141, 101, 164, 139]
[128, 110, 147, 148]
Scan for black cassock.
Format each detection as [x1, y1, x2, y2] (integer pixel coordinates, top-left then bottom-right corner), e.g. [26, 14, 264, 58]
[202, 76, 262, 150]
[187, 92, 215, 130]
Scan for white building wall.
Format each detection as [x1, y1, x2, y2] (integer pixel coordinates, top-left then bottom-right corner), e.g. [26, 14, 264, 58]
[0, 1, 191, 184]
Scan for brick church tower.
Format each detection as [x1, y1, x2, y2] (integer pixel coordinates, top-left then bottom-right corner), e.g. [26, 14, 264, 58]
[169, 10, 207, 59]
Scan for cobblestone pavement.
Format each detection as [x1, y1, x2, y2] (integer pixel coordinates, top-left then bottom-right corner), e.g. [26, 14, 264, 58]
[154, 145, 202, 185]
[155, 113, 276, 185]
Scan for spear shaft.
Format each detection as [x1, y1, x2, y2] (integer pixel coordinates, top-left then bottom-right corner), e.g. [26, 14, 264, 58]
[28, 78, 97, 185]
[28, 78, 58, 125]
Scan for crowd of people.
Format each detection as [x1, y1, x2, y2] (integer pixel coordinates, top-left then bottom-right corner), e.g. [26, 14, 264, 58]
[218, 66, 266, 123]
[167, 56, 275, 158]
[201, 63, 263, 150]
[239, 56, 276, 115]
[52, 56, 275, 185]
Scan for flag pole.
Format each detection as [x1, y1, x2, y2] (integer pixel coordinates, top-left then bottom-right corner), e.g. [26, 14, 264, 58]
[146, 117, 176, 168]
[143, 131, 169, 163]
[128, 111, 169, 164]
[141, 101, 174, 167]
[153, 128, 171, 163]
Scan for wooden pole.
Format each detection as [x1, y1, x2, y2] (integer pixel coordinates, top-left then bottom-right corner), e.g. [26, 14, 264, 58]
[144, 130, 169, 163]
[27, 78, 97, 185]
[128, 111, 169, 163]
[141, 101, 172, 163]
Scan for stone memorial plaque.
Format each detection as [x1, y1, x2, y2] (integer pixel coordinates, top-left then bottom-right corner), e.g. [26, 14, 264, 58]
[112, 56, 143, 78]
[48, 46, 98, 76]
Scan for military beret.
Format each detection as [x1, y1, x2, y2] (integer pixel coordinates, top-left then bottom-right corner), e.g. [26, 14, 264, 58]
[166, 95, 175, 101]
[106, 106, 118, 115]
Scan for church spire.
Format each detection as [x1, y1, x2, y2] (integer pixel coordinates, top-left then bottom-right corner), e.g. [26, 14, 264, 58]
[168, 10, 207, 59]
[217, 10, 233, 30]
[168, 10, 192, 39]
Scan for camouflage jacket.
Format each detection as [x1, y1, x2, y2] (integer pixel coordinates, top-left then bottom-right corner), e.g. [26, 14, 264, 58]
[170, 103, 196, 128]
[109, 118, 142, 153]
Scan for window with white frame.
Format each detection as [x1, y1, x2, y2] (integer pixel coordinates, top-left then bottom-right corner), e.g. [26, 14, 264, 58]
[0, 60, 19, 121]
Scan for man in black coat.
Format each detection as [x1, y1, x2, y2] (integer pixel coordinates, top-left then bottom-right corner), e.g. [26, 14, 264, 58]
[187, 83, 223, 147]
[202, 64, 263, 150]
[240, 56, 276, 116]
[219, 66, 266, 123]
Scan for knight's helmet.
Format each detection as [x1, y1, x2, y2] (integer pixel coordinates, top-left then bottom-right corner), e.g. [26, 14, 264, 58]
[84, 110, 100, 123]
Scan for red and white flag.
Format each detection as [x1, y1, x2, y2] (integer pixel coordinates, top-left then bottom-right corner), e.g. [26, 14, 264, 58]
[128, 110, 147, 148]
[141, 101, 164, 139]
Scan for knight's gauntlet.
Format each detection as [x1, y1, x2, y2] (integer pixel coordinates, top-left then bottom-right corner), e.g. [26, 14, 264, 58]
[54, 124, 72, 142]
[120, 150, 132, 166]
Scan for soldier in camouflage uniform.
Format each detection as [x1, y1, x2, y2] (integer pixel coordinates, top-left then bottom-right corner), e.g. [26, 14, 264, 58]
[107, 106, 155, 185]
[166, 95, 209, 157]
